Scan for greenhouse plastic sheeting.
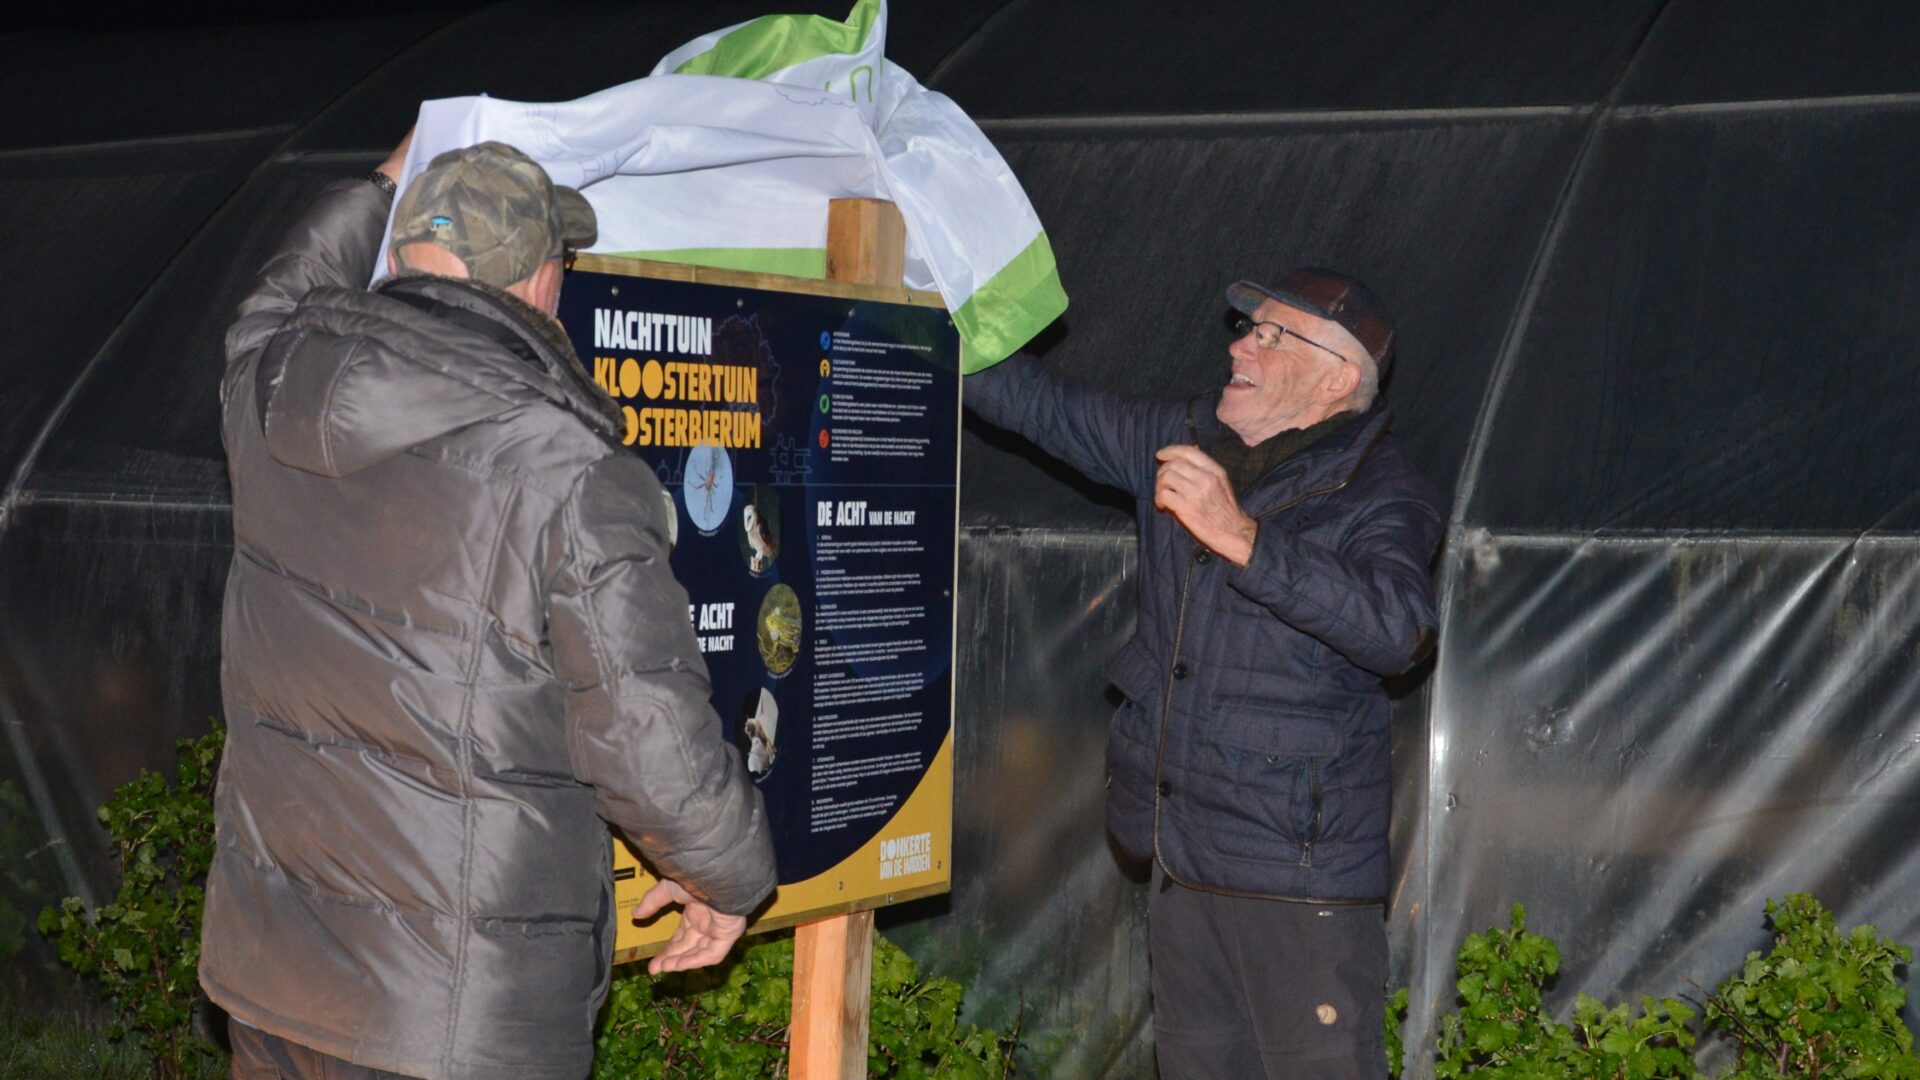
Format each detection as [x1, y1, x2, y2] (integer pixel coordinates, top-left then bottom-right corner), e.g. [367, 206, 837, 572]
[886, 529, 1153, 1078]
[0, 500, 230, 891]
[24, 160, 388, 500]
[6, 2, 1920, 1076]
[961, 112, 1586, 528]
[1468, 101, 1920, 533]
[934, 0, 1662, 116]
[1396, 89, 1920, 1069]
[0, 14, 452, 150]
[288, 0, 1012, 153]
[1617, 0, 1920, 105]
[1415, 535, 1920, 1067]
[0, 135, 279, 476]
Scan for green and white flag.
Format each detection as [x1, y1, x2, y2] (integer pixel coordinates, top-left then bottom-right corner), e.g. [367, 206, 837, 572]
[383, 0, 1063, 370]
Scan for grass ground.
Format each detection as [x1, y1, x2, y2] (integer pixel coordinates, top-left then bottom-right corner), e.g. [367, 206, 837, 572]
[0, 968, 226, 1080]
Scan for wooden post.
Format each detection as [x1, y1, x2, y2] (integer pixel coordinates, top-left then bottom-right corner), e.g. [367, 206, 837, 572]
[790, 906, 875, 1079]
[825, 197, 907, 290]
[788, 197, 906, 1080]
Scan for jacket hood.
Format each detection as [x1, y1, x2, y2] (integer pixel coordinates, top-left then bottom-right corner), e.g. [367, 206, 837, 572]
[255, 275, 620, 477]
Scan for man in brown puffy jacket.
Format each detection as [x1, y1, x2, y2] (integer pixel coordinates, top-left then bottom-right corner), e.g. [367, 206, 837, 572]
[200, 133, 776, 1080]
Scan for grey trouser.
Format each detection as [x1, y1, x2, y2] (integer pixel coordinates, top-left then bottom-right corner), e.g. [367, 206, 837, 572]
[1148, 864, 1389, 1079]
[229, 1021, 422, 1080]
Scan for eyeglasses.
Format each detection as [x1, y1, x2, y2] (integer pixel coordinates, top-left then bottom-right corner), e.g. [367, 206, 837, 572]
[1231, 316, 1354, 366]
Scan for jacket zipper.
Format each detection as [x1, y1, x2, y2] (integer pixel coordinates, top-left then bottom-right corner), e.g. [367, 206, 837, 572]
[1148, 559, 1198, 858]
[1300, 760, 1322, 868]
[1148, 413, 1395, 905]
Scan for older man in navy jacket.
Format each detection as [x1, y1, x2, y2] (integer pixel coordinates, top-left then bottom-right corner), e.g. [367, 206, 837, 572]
[966, 269, 1442, 1079]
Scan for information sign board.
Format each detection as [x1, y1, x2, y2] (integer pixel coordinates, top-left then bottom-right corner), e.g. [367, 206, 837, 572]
[557, 256, 959, 961]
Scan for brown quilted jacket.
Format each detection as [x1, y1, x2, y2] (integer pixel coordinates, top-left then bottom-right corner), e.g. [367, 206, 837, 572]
[200, 179, 774, 1080]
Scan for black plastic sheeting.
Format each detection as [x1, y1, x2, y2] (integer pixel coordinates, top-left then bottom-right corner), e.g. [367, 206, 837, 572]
[1469, 101, 1920, 532]
[935, 1, 1661, 115]
[962, 112, 1586, 528]
[5, 3, 1920, 1077]
[26, 160, 383, 500]
[1618, 0, 1920, 105]
[0, 501, 230, 894]
[0, 136, 279, 479]
[0, 15, 452, 150]
[288, 0, 1012, 153]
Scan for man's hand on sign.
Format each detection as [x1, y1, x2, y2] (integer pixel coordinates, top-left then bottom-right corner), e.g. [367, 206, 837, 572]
[634, 878, 749, 975]
[1154, 444, 1257, 566]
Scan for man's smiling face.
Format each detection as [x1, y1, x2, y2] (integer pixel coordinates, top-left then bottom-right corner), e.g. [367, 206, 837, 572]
[1216, 298, 1363, 445]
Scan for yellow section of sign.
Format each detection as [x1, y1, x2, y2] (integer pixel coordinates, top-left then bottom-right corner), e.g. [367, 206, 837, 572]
[611, 731, 954, 964]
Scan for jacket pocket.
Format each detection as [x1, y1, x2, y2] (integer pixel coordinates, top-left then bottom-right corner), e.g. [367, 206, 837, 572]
[1104, 636, 1159, 703]
[1203, 699, 1343, 757]
[464, 916, 604, 1054]
[1187, 700, 1344, 862]
[1103, 638, 1162, 861]
[1103, 636, 1161, 793]
[1104, 700, 1156, 860]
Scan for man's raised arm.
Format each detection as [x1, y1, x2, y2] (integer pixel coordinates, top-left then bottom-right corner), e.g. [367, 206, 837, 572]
[965, 355, 1171, 499]
[224, 131, 412, 366]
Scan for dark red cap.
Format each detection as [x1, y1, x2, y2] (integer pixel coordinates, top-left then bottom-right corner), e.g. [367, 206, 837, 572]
[1226, 268, 1396, 377]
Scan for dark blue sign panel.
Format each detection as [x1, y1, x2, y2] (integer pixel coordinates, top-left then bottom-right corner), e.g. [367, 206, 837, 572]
[559, 265, 959, 885]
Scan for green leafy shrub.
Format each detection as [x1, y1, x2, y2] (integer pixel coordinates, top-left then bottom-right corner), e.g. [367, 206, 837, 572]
[1566, 994, 1702, 1080]
[1433, 903, 1700, 1079]
[0, 780, 57, 963]
[1704, 893, 1920, 1078]
[1387, 985, 1409, 1077]
[37, 725, 223, 1080]
[41, 722, 1011, 1077]
[595, 932, 791, 1078]
[0, 975, 228, 1080]
[595, 931, 1016, 1078]
[50, 721, 1910, 1080]
[866, 932, 1017, 1078]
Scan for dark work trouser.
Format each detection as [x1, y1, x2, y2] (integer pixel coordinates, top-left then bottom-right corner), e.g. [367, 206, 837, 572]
[228, 1021, 424, 1080]
[1148, 863, 1389, 1079]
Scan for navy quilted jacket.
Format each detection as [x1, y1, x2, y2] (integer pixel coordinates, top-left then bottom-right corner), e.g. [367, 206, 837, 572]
[968, 357, 1443, 901]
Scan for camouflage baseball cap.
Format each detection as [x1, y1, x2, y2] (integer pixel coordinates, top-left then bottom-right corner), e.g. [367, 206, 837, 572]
[390, 141, 596, 288]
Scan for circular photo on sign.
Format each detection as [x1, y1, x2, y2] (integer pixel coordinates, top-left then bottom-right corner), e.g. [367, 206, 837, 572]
[757, 584, 802, 676]
[684, 444, 733, 535]
[737, 686, 779, 780]
[658, 484, 679, 552]
[739, 486, 781, 576]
